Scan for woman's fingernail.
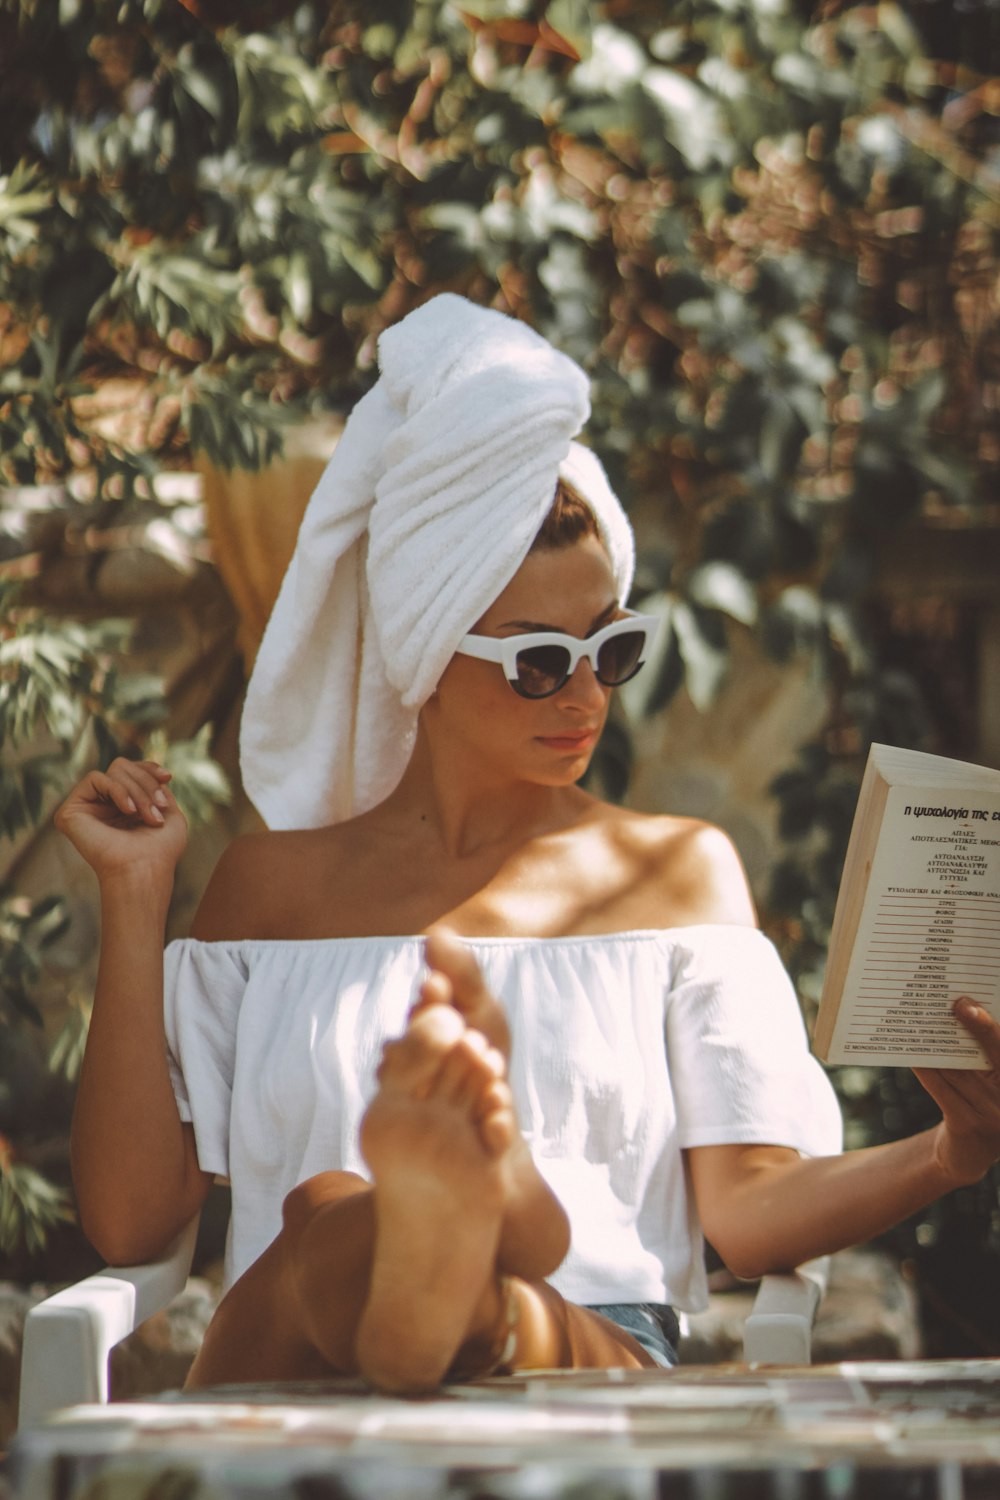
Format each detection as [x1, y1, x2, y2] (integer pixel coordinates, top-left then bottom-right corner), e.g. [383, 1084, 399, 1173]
[957, 998, 982, 1021]
[150, 806, 165, 824]
[125, 796, 137, 813]
[153, 790, 169, 808]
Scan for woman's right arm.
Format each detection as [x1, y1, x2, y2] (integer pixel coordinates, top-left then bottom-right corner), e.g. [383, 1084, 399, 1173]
[56, 759, 214, 1266]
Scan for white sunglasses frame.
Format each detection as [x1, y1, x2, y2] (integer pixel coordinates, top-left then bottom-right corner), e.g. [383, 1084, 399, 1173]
[455, 612, 662, 699]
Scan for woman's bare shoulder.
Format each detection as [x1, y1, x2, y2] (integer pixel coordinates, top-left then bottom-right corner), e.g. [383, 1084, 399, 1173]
[587, 803, 758, 929]
[189, 827, 339, 941]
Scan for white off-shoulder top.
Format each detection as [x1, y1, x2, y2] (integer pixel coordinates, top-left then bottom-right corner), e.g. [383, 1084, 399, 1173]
[163, 926, 842, 1311]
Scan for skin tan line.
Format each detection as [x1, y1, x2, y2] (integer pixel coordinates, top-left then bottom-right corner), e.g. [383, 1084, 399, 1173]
[57, 532, 1000, 1393]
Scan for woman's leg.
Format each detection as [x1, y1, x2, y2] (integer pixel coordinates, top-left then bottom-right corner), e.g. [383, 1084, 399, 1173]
[187, 1190, 656, 1391]
[184, 1170, 373, 1387]
[186, 987, 658, 1391]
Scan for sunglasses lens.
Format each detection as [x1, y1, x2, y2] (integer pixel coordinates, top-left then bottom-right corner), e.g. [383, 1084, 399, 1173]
[514, 644, 572, 698]
[596, 629, 646, 686]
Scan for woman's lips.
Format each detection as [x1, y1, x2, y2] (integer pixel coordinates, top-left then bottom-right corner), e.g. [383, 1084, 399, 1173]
[536, 729, 599, 751]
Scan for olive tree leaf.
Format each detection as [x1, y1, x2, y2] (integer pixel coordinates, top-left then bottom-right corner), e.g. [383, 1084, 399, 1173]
[672, 600, 729, 712]
[687, 562, 758, 627]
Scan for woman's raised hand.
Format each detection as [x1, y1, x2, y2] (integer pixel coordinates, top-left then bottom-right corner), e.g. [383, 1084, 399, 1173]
[54, 758, 188, 883]
[915, 998, 1000, 1189]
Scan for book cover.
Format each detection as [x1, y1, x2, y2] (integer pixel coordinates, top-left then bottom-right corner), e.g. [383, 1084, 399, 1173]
[814, 745, 1000, 1068]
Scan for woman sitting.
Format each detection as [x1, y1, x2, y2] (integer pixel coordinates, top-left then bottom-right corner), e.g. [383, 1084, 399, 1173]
[57, 295, 1000, 1393]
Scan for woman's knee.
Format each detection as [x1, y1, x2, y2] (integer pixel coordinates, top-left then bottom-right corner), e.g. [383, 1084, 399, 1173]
[281, 1170, 370, 1237]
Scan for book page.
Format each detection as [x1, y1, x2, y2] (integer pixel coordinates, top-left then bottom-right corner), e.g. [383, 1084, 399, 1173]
[825, 785, 1000, 1067]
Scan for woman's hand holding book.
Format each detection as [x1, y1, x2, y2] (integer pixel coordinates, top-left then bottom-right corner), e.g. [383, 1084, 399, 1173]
[917, 996, 1000, 1188]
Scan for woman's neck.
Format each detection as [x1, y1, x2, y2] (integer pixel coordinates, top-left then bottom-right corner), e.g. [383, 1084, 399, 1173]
[377, 727, 592, 861]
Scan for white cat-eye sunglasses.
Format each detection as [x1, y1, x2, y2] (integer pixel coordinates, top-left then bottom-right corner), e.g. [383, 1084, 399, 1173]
[455, 613, 661, 700]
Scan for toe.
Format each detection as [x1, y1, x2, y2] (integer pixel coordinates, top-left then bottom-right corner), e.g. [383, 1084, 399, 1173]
[410, 969, 453, 1018]
[424, 926, 511, 1055]
[433, 1029, 495, 1107]
[423, 928, 483, 1013]
[377, 1004, 466, 1094]
[408, 1004, 467, 1051]
[477, 1080, 517, 1158]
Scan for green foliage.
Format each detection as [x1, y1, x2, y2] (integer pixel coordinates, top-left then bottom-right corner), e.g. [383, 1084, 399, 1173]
[1, 583, 155, 843]
[144, 725, 232, 825]
[0, 890, 69, 1031]
[47, 993, 92, 1086]
[0, 582, 231, 1260]
[0, 1158, 75, 1258]
[3, 0, 994, 528]
[0, 889, 77, 1253]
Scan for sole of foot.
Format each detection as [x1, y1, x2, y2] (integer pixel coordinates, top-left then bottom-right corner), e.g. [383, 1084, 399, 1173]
[355, 1004, 517, 1392]
[414, 936, 571, 1282]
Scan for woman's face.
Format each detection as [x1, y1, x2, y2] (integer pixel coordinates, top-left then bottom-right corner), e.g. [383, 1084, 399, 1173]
[427, 534, 622, 788]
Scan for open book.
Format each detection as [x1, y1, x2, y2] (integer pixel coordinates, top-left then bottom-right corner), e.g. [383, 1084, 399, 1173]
[813, 744, 1000, 1068]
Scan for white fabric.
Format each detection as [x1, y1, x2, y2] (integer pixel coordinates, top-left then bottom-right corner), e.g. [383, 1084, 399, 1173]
[240, 294, 635, 831]
[163, 926, 841, 1309]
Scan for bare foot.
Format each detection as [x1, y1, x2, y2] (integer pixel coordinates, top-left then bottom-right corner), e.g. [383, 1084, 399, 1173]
[417, 927, 571, 1280]
[418, 926, 512, 1057]
[354, 1004, 514, 1393]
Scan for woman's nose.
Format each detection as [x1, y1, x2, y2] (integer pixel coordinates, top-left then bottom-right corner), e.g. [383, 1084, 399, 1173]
[561, 656, 608, 709]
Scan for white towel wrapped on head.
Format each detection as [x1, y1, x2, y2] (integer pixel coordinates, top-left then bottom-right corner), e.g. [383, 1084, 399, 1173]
[241, 294, 635, 831]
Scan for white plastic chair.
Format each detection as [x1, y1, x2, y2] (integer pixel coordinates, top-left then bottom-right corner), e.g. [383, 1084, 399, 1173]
[17, 1217, 199, 1428]
[16, 1223, 829, 1432]
[742, 1258, 828, 1364]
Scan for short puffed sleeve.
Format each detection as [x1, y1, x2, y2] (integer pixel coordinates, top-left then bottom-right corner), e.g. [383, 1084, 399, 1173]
[163, 939, 249, 1178]
[665, 927, 842, 1157]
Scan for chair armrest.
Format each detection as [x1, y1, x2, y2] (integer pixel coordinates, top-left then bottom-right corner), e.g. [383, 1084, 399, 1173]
[17, 1216, 199, 1430]
[742, 1256, 829, 1365]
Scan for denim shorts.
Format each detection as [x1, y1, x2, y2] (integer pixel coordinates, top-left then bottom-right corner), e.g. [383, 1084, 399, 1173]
[585, 1302, 680, 1368]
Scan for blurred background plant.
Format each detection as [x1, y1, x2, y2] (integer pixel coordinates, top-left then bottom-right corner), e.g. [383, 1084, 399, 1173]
[0, 0, 997, 1349]
[0, 570, 230, 1274]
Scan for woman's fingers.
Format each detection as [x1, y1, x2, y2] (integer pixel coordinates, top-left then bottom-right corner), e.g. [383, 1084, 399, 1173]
[913, 998, 1000, 1185]
[913, 1067, 982, 1129]
[54, 758, 187, 882]
[88, 770, 139, 818]
[59, 758, 179, 833]
[103, 758, 174, 825]
[953, 996, 1000, 1069]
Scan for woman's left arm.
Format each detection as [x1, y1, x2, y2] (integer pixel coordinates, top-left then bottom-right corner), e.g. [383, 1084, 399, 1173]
[687, 997, 1000, 1281]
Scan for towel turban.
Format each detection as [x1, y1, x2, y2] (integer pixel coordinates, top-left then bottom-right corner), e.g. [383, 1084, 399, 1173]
[241, 293, 635, 830]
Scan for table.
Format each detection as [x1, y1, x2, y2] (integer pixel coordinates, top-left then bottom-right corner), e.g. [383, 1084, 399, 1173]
[9, 1360, 1000, 1499]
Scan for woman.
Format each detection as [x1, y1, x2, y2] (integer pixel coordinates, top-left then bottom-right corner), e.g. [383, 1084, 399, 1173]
[57, 296, 1000, 1394]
